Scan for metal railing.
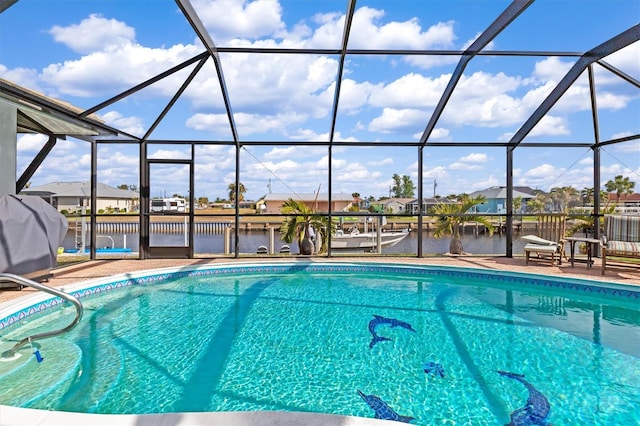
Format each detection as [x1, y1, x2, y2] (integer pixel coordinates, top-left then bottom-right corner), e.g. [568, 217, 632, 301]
[0, 273, 83, 356]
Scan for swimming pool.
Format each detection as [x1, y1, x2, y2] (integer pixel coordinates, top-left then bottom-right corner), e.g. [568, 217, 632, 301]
[0, 262, 638, 425]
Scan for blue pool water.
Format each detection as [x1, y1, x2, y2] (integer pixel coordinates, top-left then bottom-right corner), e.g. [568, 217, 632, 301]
[0, 263, 638, 425]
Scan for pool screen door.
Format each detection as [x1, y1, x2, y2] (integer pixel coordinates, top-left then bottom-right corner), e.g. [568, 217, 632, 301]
[146, 159, 194, 258]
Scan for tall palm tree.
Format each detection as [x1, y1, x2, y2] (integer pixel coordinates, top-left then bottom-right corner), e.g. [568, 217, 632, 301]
[351, 192, 361, 212]
[280, 198, 335, 255]
[550, 186, 579, 213]
[580, 187, 594, 206]
[528, 192, 549, 213]
[605, 175, 635, 204]
[432, 195, 494, 255]
[599, 190, 610, 208]
[513, 196, 523, 213]
[228, 182, 246, 203]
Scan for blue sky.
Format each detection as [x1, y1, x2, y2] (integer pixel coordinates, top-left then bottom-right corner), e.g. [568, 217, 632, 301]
[1, 0, 638, 202]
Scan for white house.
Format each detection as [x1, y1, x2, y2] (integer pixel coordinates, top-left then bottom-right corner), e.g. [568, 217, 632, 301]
[22, 182, 139, 213]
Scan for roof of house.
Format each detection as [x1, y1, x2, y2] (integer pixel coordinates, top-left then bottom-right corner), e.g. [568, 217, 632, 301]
[470, 186, 535, 199]
[379, 198, 414, 205]
[406, 197, 454, 204]
[262, 193, 354, 202]
[608, 192, 640, 202]
[23, 182, 139, 199]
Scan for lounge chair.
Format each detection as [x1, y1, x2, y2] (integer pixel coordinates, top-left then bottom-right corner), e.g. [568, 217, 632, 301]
[256, 245, 268, 254]
[523, 214, 567, 266]
[601, 215, 640, 275]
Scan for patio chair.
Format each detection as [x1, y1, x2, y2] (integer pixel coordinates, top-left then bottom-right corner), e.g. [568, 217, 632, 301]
[523, 214, 568, 266]
[601, 215, 640, 275]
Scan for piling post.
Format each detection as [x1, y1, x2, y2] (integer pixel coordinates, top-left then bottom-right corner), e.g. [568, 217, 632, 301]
[224, 226, 230, 255]
[269, 227, 275, 254]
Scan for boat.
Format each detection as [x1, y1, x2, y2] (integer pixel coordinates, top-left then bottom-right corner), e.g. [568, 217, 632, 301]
[331, 228, 410, 250]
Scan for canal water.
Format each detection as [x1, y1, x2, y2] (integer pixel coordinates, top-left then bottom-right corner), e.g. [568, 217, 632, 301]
[62, 229, 531, 256]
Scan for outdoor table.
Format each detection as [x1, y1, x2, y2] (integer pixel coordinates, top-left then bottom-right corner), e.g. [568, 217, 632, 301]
[565, 236, 600, 269]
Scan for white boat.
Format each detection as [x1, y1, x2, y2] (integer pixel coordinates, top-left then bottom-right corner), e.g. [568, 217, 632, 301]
[331, 228, 410, 250]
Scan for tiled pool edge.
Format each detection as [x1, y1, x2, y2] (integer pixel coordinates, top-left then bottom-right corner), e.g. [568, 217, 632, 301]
[1, 260, 638, 332]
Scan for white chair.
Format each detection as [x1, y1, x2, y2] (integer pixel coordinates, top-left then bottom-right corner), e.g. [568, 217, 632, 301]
[523, 214, 567, 266]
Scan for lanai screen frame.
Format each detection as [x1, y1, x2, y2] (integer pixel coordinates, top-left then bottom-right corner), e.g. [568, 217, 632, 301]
[4, 0, 639, 260]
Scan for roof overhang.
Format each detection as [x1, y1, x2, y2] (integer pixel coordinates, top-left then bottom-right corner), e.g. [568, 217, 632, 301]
[0, 78, 119, 141]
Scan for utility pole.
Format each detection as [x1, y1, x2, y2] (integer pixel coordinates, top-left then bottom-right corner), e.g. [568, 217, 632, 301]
[433, 179, 437, 197]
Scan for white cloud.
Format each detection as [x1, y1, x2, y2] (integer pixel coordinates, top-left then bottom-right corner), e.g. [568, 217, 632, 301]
[186, 53, 338, 119]
[193, 0, 286, 42]
[367, 158, 393, 167]
[578, 157, 593, 165]
[348, 9, 456, 50]
[148, 149, 191, 160]
[415, 128, 451, 141]
[421, 166, 448, 180]
[532, 57, 574, 83]
[459, 153, 487, 163]
[525, 163, 560, 178]
[369, 73, 449, 109]
[100, 111, 145, 137]
[603, 42, 640, 80]
[449, 162, 482, 171]
[528, 116, 570, 137]
[0, 66, 41, 91]
[611, 140, 640, 153]
[442, 71, 525, 127]
[263, 147, 295, 160]
[41, 42, 201, 98]
[49, 14, 136, 55]
[17, 134, 47, 152]
[186, 111, 307, 137]
[368, 108, 427, 133]
[468, 174, 500, 192]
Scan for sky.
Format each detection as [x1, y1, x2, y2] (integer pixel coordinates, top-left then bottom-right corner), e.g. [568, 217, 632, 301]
[1, 0, 639, 202]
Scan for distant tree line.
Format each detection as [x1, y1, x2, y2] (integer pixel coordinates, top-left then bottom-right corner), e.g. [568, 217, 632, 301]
[114, 173, 634, 213]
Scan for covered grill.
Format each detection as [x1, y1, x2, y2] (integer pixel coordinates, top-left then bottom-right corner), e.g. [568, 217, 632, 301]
[0, 194, 67, 282]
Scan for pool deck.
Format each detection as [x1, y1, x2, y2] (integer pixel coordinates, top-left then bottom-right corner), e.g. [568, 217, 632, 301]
[2, 255, 638, 302]
[0, 255, 638, 425]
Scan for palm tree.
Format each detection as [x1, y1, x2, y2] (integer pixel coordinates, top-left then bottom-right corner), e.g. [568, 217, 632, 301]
[513, 196, 523, 213]
[228, 182, 246, 203]
[280, 198, 335, 255]
[605, 175, 635, 205]
[580, 187, 594, 206]
[351, 192, 361, 212]
[549, 186, 579, 213]
[432, 195, 494, 255]
[525, 192, 547, 213]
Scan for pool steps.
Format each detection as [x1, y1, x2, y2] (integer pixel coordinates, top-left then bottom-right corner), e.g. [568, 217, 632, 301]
[0, 339, 81, 407]
[57, 337, 125, 411]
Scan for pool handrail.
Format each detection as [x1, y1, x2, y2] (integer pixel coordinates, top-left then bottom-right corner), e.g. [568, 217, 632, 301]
[0, 272, 83, 356]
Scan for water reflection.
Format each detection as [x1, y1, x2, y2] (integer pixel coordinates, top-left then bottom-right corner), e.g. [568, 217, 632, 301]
[474, 290, 639, 358]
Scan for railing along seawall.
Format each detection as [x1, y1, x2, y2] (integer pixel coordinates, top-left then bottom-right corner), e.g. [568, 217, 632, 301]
[71, 221, 232, 234]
